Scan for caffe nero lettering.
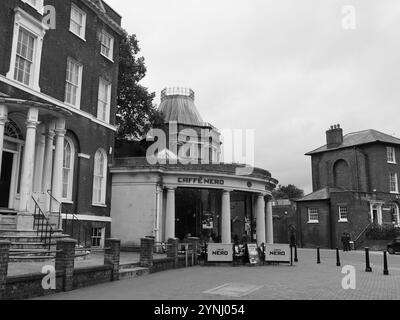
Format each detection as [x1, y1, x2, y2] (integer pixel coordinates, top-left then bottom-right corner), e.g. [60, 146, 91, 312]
[212, 249, 229, 256]
[178, 177, 225, 186]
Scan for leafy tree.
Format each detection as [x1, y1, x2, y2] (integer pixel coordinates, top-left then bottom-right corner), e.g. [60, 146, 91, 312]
[116, 31, 164, 140]
[273, 184, 305, 200]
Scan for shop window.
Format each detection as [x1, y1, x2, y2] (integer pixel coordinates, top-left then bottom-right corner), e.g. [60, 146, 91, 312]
[308, 208, 319, 223]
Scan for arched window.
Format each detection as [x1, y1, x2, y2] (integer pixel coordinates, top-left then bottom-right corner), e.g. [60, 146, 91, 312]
[62, 137, 75, 201]
[333, 159, 351, 189]
[93, 149, 107, 205]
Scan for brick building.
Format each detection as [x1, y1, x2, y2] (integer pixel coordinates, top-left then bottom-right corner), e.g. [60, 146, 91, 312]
[297, 125, 400, 249]
[0, 0, 123, 248]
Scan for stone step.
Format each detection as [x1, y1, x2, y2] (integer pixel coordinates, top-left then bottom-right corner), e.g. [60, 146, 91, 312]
[10, 248, 55, 256]
[10, 242, 52, 250]
[9, 255, 55, 263]
[119, 267, 149, 280]
[0, 223, 17, 230]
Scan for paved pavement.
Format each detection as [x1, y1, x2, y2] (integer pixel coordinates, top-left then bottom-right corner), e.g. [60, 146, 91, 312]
[35, 249, 400, 300]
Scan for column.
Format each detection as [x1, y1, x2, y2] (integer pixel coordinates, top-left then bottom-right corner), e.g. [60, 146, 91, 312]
[266, 198, 274, 244]
[104, 238, 121, 281]
[0, 104, 8, 179]
[256, 194, 266, 245]
[165, 187, 176, 240]
[19, 107, 39, 212]
[33, 124, 46, 192]
[55, 238, 77, 292]
[42, 120, 56, 212]
[155, 185, 163, 245]
[51, 118, 66, 213]
[221, 190, 231, 243]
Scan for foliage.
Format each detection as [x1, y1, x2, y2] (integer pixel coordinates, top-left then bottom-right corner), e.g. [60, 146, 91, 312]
[366, 224, 400, 240]
[272, 184, 305, 200]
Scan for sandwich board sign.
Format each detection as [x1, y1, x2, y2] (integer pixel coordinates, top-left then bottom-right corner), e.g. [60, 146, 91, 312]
[247, 243, 260, 265]
[207, 243, 233, 262]
[264, 244, 291, 263]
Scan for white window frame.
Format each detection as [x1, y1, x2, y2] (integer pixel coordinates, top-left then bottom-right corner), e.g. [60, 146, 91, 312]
[97, 78, 112, 123]
[100, 29, 114, 61]
[91, 227, 105, 248]
[387, 146, 396, 164]
[69, 3, 87, 40]
[338, 206, 348, 222]
[64, 58, 83, 109]
[61, 137, 75, 202]
[389, 172, 399, 194]
[92, 149, 108, 206]
[21, 0, 44, 13]
[6, 7, 48, 91]
[308, 208, 319, 224]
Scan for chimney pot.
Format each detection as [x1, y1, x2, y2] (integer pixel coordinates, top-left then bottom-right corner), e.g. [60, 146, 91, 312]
[326, 125, 344, 149]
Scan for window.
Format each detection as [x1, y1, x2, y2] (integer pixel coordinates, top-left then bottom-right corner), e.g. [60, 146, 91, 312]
[100, 30, 114, 61]
[338, 206, 348, 222]
[389, 204, 400, 226]
[6, 8, 46, 91]
[308, 208, 319, 223]
[14, 28, 35, 86]
[64, 58, 82, 108]
[62, 137, 75, 201]
[97, 78, 111, 123]
[91, 228, 104, 248]
[390, 172, 399, 194]
[93, 149, 107, 205]
[387, 147, 396, 164]
[69, 3, 86, 39]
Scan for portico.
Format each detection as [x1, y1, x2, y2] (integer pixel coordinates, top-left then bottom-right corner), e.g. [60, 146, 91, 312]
[0, 97, 71, 229]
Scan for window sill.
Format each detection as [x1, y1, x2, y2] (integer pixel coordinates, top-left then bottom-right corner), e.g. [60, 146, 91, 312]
[61, 200, 74, 205]
[6, 74, 40, 93]
[307, 221, 319, 224]
[69, 30, 86, 42]
[100, 53, 114, 63]
[388, 161, 397, 165]
[64, 101, 81, 110]
[92, 203, 107, 208]
[96, 117, 110, 125]
[338, 219, 348, 223]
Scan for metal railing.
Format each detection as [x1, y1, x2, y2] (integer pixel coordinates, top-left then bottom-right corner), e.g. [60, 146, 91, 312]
[353, 222, 372, 249]
[47, 190, 91, 249]
[32, 197, 54, 251]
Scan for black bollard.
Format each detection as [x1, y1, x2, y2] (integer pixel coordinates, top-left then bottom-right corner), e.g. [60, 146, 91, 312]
[294, 245, 298, 263]
[365, 247, 372, 272]
[317, 247, 321, 264]
[336, 247, 341, 267]
[290, 245, 293, 266]
[383, 251, 389, 276]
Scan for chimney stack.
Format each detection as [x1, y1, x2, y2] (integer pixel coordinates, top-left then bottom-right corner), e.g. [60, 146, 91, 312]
[326, 124, 343, 149]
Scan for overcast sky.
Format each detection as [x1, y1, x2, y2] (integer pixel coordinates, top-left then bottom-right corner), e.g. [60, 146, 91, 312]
[108, 0, 400, 194]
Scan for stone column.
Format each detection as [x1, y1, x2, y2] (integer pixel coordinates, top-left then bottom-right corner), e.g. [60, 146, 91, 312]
[51, 118, 66, 213]
[140, 237, 154, 268]
[256, 194, 266, 245]
[33, 124, 46, 192]
[55, 238, 77, 292]
[19, 107, 40, 213]
[0, 241, 10, 300]
[266, 198, 274, 244]
[0, 104, 8, 179]
[165, 187, 176, 240]
[42, 120, 56, 212]
[221, 190, 231, 243]
[104, 238, 121, 281]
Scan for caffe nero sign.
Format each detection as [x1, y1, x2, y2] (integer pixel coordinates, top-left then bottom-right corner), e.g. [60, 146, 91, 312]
[178, 177, 225, 186]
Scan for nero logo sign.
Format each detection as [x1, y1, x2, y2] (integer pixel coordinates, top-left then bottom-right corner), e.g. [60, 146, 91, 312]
[269, 250, 286, 256]
[212, 250, 229, 256]
[208, 244, 233, 262]
[265, 244, 291, 263]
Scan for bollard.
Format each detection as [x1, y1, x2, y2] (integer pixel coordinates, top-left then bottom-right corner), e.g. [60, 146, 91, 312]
[383, 251, 389, 276]
[317, 248, 321, 264]
[336, 247, 341, 267]
[290, 245, 293, 266]
[365, 247, 372, 272]
[294, 245, 298, 263]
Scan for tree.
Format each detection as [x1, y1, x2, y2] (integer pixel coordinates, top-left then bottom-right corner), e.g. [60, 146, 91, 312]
[273, 184, 304, 200]
[116, 31, 164, 140]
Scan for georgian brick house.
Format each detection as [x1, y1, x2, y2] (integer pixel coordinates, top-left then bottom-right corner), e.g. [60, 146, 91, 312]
[297, 125, 400, 249]
[0, 0, 123, 248]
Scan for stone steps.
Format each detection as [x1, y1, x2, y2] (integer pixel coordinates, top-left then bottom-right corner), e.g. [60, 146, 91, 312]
[119, 267, 149, 280]
[119, 262, 141, 270]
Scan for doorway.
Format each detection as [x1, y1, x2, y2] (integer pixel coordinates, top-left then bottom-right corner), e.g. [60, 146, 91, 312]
[0, 152, 13, 208]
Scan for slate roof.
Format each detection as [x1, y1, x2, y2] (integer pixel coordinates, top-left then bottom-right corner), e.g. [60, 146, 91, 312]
[306, 129, 400, 155]
[296, 187, 343, 202]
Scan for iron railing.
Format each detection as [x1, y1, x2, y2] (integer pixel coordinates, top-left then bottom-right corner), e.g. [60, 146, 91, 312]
[32, 197, 54, 251]
[47, 190, 92, 249]
[353, 222, 372, 249]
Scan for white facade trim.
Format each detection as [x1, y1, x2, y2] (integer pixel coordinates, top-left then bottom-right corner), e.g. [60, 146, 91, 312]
[0, 75, 117, 132]
[61, 213, 112, 222]
[78, 153, 91, 159]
